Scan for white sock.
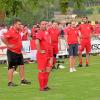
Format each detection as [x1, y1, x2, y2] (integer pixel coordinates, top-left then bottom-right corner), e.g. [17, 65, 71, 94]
[69, 68, 73, 72]
[73, 67, 76, 71]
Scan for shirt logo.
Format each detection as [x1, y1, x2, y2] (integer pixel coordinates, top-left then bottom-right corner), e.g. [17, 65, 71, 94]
[45, 31, 48, 35]
[87, 27, 90, 29]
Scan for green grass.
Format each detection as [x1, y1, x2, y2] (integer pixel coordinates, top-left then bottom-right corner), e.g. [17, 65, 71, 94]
[0, 55, 100, 100]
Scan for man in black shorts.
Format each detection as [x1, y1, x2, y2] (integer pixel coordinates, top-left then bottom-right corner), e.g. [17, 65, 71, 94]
[1, 19, 31, 86]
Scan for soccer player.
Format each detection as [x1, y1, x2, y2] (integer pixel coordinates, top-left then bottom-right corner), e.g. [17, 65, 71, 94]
[48, 21, 60, 69]
[30, 25, 40, 62]
[46, 21, 52, 30]
[36, 21, 53, 91]
[94, 21, 100, 36]
[21, 25, 31, 41]
[1, 19, 31, 87]
[78, 17, 93, 67]
[64, 20, 80, 72]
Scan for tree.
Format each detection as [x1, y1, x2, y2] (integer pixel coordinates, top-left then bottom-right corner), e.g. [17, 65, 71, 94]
[59, 0, 85, 14]
[59, 0, 99, 14]
[0, 0, 23, 17]
[0, 0, 56, 25]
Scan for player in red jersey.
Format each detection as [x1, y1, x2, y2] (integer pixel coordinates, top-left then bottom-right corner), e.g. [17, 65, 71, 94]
[36, 21, 53, 91]
[94, 21, 100, 36]
[1, 19, 31, 86]
[64, 20, 80, 72]
[48, 21, 60, 69]
[64, 22, 71, 34]
[78, 17, 93, 67]
[46, 21, 52, 30]
[21, 25, 31, 41]
[30, 25, 40, 62]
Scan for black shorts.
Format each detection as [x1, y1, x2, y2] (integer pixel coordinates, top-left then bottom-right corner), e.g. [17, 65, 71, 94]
[7, 50, 24, 69]
[68, 44, 78, 56]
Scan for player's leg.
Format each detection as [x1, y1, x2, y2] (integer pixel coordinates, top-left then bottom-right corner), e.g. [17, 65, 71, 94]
[85, 41, 91, 66]
[86, 53, 89, 66]
[7, 50, 18, 86]
[38, 70, 46, 91]
[52, 43, 58, 69]
[73, 44, 78, 71]
[78, 53, 82, 66]
[68, 44, 74, 72]
[8, 68, 15, 86]
[45, 57, 53, 89]
[78, 42, 84, 67]
[18, 54, 31, 85]
[52, 54, 57, 69]
[37, 53, 47, 91]
[19, 65, 24, 81]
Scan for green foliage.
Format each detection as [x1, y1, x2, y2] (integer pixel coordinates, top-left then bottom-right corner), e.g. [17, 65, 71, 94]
[59, 0, 69, 14]
[73, 8, 93, 16]
[0, 0, 23, 16]
[72, 0, 84, 9]
[59, 0, 85, 14]
[97, 7, 100, 14]
[85, 8, 93, 15]
[0, 0, 56, 25]
[0, 0, 99, 25]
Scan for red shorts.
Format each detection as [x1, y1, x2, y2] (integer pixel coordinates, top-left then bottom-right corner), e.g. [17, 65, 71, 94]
[37, 52, 53, 70]
[52, 43, 58, 55]
[46, 50, 53, 58]
[79, 39, 91, 54]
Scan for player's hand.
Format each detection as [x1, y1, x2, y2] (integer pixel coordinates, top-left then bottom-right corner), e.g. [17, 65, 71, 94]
[78, 44, 81, 48]
[7, 44, 14, 48]
[40, 50, 45, 54]
[66, 44, 69, 49]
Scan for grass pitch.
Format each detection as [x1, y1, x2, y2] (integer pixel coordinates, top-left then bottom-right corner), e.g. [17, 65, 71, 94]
[0, 55, 100, 100]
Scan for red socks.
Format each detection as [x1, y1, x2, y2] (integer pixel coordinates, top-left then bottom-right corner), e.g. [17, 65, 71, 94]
[80, 59, 88, 65]
[86, 59, 88, 65]
[38, 72, 45, 90]
[80, 59, 82, 65]
[44, 72, 50, 87]
[38, 72, 50, 90]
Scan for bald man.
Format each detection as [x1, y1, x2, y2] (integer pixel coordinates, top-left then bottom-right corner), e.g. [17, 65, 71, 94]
[36, 21, 53, 91]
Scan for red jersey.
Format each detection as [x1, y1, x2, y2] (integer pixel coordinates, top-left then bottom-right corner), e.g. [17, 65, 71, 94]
[4, 27, 22, 54]
[48, 28, 60, 43]
[94, 24, 100, 34]
[30, 40, 36, 50]
[79, 23, 93, 39]
[31, 27, 36, 39]
[64, 26, 70, 34]
[31, 27, 38, 50]
[36, 30, 52, 54]
[21, 28, 28, 41]
[22, 34, 28, 40]
[65, 27, 79, 44]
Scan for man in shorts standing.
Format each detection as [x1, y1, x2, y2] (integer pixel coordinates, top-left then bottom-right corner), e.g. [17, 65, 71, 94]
[78, 17, 93, 67]
[36, 21, 53, 91]
[48, 21, 60, 69]
[64, 20, 80, 72]
[1, 19, 31, 87]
